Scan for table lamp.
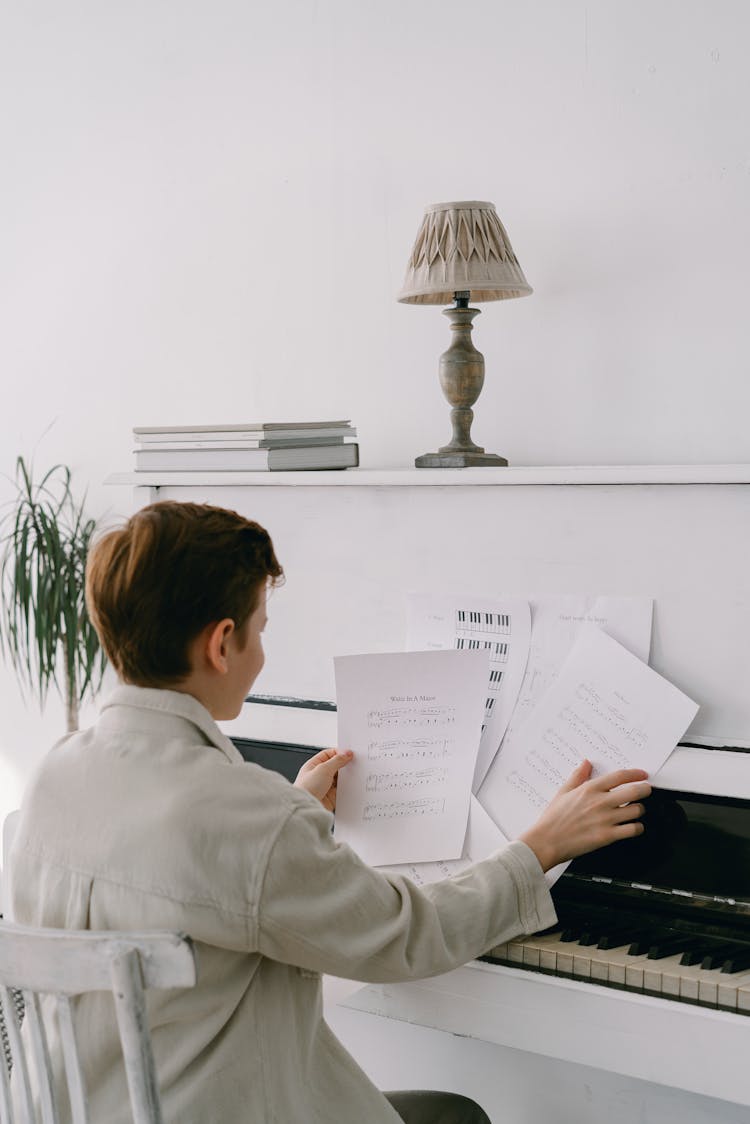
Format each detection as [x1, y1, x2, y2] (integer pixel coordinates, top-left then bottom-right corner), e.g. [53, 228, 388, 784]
[398, 200, 532, 467]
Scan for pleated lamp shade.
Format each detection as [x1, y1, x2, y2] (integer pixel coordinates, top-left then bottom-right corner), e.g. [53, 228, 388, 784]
[397, 200, 532, 304]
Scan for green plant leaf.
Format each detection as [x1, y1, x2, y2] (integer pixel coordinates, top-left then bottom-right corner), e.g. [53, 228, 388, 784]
[0, 456, 107, 729]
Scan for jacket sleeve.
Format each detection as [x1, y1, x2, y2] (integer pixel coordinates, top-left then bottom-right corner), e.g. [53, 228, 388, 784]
[256, 794, 557, 982]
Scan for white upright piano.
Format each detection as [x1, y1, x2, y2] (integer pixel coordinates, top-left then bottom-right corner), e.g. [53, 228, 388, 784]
[117, 464, 750, 1122]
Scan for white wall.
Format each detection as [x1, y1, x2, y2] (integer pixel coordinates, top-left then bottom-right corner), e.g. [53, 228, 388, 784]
[1, 4, 748, 801]
[0, 0, 747, 816]
[1, 3, 749, 1113]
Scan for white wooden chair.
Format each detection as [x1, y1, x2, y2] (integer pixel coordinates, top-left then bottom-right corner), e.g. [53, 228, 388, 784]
[1, 813, 20, 921]
[0, 923, 197, 1124]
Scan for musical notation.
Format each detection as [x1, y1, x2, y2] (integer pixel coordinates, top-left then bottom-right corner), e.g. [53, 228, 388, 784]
[574, 682, 648, 751]
[367, 705, 456, 730]
[367, 738, 451, 761]
[477, 627, 698, 871]
[542, 727, 585, 771]
[559, 704, 631, 769]
[363, 797, 446, 822]
[334, 647, 491, 865]
[505, 771, 548, 811]
[525, 748, 566, 789]
[365, 767, 449, 793]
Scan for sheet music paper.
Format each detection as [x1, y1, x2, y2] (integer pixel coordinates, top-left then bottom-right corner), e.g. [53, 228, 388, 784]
[333, 649, 489, 866]
[478, 625, 699, 884]
[379, 796, 509, 886]
[500, 594, 653, 757]
[405, 593, 531, 791]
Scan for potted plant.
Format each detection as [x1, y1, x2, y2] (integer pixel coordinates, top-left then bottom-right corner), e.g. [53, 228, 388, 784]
[0, 457, 106, 733]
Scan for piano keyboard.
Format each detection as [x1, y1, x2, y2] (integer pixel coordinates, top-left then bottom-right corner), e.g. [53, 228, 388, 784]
[455, 610, 510, 634]
[484, 924, 750, 1014]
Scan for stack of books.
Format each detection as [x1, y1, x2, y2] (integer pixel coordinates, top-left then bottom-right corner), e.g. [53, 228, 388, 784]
[133, 420, 359, 472]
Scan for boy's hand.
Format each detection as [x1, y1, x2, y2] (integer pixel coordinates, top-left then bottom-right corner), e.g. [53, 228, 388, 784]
[294, 748, 354, 812]
[519, 760, 651, 872]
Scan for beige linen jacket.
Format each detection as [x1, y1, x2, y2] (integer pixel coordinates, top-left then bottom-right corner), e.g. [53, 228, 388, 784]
[10, 686, 556, 1123]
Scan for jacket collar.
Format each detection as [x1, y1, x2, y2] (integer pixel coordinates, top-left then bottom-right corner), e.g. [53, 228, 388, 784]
[100, 685, 243, 764]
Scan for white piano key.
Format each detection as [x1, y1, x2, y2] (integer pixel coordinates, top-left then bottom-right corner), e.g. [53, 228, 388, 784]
[506, 931, 571, 975]
[590, 954, 610, 984]
[506, 940, 526, 965]
[737, 981, 750, 1013]
[716, 968, 750, 1011]
[625, 960, 649, 991]
[697, 965, 733, 1008]
[588, 945, 651, 988]
[642, 952, 686, 996]
[572, 951, 593, 980]
[661, 972, 681, 999]
[521, 944, 541, 969]
[538, 933, 576, 976]
[678, 961, 728, 1005]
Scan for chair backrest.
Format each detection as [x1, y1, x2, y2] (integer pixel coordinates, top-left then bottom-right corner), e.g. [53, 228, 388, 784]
[1, 814, 20, 921]
[0, 923, 197, 1124]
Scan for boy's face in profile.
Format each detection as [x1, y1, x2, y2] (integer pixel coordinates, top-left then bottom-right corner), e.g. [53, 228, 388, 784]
[222, 591, 268, 719]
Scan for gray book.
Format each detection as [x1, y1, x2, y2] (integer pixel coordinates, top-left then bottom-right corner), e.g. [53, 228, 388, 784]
[134, 442, 359, 472]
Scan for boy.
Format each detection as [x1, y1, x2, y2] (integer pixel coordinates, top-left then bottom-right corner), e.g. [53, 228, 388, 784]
[10, 502, 650, 1123]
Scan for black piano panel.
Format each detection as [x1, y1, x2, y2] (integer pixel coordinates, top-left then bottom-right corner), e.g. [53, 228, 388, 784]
[564, 789, 750, 905]
[231, 736, 317, 783]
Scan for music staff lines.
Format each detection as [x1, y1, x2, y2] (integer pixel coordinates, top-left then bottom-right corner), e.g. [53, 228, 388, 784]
[367, 738, 451, 761]
[363, 797, 446, 822]
[367, 705, 456, 730]
[365, 767, 448, 793]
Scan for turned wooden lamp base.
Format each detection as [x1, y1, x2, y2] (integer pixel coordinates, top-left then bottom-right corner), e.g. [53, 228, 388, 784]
[415, 451, 508, 467]
[415, 295, 509, 469]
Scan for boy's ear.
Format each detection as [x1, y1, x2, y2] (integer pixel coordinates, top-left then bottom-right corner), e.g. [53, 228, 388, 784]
[204, 618, 236, 674]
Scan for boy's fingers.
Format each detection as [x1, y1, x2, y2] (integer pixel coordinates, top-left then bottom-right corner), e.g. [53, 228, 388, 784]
[315, 750, 353, 776]
[306, 748, 350, 769]
[615, 802, 646, 823]
[593, 768, 649, 792]
[608, 780, 652, 806]
[557, 758, 592, 792]
[304, 748, 336, 768]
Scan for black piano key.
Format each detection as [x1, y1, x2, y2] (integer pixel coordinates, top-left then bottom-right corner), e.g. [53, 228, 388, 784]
[578, 928, 605, 947]
[647, 935, 695, 960]
[721, 949, 750, 974]
[627, 928, 680, 957]
[560, 925, 585, 943]
[679, 944, 728, 971]
[598, 927, 651, 951]
[699, 943, 748, 970]
[626, 929, 672, 956]
[680, 948, 703, 966]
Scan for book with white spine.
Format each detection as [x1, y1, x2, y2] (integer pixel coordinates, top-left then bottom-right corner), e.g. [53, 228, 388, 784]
[134, 421, 355, 444]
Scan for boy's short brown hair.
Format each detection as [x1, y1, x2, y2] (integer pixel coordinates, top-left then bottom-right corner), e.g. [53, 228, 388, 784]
[86, 501, 283, 686]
